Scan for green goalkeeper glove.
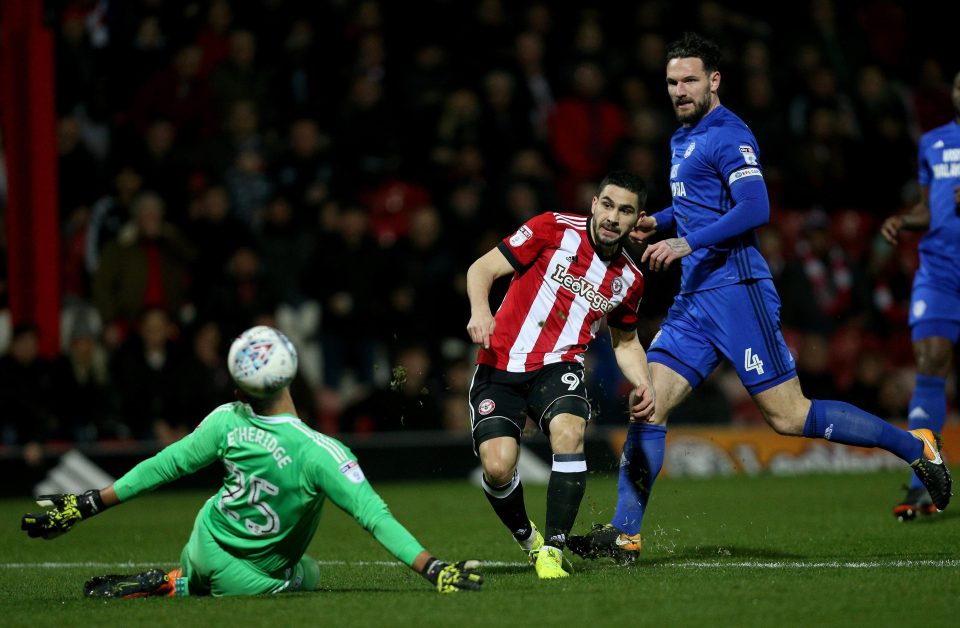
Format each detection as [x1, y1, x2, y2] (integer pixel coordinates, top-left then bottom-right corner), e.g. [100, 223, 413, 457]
[420, 558, 483, 593]
[20, 490, 106, 540]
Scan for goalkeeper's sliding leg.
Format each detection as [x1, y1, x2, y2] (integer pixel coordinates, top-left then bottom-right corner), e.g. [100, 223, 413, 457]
[84, 568, 184, 598]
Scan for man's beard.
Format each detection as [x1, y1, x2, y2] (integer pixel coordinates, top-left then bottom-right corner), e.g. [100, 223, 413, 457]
[594, 220, 627, 246]
[674, 93, 711, 126]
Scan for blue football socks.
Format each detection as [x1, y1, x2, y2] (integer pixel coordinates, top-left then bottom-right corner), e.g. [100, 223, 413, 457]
[906, 375, 946, 488]
[611, 423, 666, 536]
[803, 399, 923, 463]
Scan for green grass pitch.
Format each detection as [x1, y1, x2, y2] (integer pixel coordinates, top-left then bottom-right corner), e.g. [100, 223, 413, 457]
[2, 470, 958, 627]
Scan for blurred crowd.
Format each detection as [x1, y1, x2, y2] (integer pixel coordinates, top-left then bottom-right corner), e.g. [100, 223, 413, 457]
[0, 0, 957, 451]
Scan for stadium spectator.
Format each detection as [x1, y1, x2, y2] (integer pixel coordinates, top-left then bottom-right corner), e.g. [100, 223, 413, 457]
[92, 191, 195, 345]
[84, 164, 144, 276]
[183, 184, 254, 302]
[110, 307, 185, 443]
[510, 31, 556, 142]
[301, 204, 383, 396]
[0, 324, 57, 449]
[198, 246, 279, 343]
[52, 315, 118, 441]
[131, 44, 215, 147]
[271, 118, 333, 219]
[779, 210, 871, 334]
[170, 320, 233, 421]
[134, 119, 191, 220]
[210, 30, 273, 122]
[547, 61, 629, 210]
[57, 115, 102, 221]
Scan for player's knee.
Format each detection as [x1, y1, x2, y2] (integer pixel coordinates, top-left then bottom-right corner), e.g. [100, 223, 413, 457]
[766, 414, 803, 436]
[915, 341, 953, 376]
[298, 556, 321, 592]
[547, 413, 586, 453]
[760, 402, 809, 436]
[481, 458, 516, 486]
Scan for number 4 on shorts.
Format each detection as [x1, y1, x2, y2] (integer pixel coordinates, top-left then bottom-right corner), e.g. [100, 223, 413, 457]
[744, 347, 764, 375]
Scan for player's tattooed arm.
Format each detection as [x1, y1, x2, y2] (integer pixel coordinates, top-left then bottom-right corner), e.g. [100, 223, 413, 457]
[641, 237, 692, 272]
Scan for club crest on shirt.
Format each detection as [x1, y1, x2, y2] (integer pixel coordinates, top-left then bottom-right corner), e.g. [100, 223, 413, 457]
[339, 460, 365, 483]
[509, 225, 533, 246]
[611, 277, 624, 295]
[912, 299, 927, 319]
[478, 399, 496, 415]
[683, 142, 696, 158]
[739, 145, 758, 165]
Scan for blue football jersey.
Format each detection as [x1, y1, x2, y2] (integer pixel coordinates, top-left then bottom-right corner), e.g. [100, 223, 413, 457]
[668, 105, 772, 293]
[917, 120, 960, 260]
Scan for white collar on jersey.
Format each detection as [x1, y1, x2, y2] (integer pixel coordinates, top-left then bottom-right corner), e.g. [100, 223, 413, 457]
[253, 413, 301, 424]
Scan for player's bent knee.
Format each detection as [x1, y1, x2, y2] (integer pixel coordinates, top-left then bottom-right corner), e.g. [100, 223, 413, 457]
[482, 461, 516, 486]
[298, 556, 321, 592]
[545, 412, 587, 453]
[915, 340, 954, 376]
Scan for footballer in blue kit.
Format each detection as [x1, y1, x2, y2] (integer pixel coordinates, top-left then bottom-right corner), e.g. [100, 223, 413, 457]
[880, 69, 960, 521]
[568, 33, 953, 564]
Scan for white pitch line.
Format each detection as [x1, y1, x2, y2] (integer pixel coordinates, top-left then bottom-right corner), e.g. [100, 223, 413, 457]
[2, 559, 957, 570]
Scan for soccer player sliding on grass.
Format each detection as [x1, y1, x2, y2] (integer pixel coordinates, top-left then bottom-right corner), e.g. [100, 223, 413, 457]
[567, 32, 952, 565]
[21, 326, 482, 597]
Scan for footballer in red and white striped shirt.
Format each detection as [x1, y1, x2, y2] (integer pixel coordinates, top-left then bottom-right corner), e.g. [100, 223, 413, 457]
[474, 210, 644, 372]
[464, 171, 656, 574]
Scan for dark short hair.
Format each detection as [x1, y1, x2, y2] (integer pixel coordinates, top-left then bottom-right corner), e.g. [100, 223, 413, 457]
[598, 170, 648, 209]
[246, 390, 284, 415]
[666, 32, 722, 74]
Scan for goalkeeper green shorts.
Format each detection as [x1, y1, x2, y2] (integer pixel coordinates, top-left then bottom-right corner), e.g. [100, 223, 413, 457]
[179, 512, 320, 596]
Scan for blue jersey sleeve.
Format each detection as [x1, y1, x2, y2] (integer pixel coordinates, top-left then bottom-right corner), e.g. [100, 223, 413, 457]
[917, 135, 931, 187]
[684, 178, 769, 250]
[653, 206, 676, 232]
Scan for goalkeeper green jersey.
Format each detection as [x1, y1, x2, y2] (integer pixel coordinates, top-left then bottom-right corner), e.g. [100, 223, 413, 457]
[114, 402, 425, 574]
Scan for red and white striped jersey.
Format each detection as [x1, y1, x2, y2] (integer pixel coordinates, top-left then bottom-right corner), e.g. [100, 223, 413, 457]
[477, 212, 644, 372]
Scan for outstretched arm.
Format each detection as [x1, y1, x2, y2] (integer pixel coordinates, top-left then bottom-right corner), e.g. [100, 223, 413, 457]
[466, 247, 515, 349]
[21, 414, 224, 539]
[320, 453, 482, 593]
[642, 177, 769, 271]
[881, 186, 931, 245]
[610, 327, 655, 421]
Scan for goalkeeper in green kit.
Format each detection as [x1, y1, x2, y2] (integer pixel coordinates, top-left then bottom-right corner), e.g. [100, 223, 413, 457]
[20, 326, 482, 597]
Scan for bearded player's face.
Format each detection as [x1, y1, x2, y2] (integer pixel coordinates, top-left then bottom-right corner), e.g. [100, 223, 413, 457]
[591, 185, 639, 247]
[667, 57, 718, 127]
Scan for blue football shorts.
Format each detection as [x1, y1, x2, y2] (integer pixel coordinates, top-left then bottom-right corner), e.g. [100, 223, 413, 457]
[647, 279, 796, 396]
[909, 251, 960, 343]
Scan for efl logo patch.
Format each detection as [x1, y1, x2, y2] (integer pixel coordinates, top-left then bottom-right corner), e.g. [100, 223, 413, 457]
[478, 399, 496, 415]
[509, 225, 533, 246]
[739, 145, 758, 165]
[339, 460, 365, 483]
